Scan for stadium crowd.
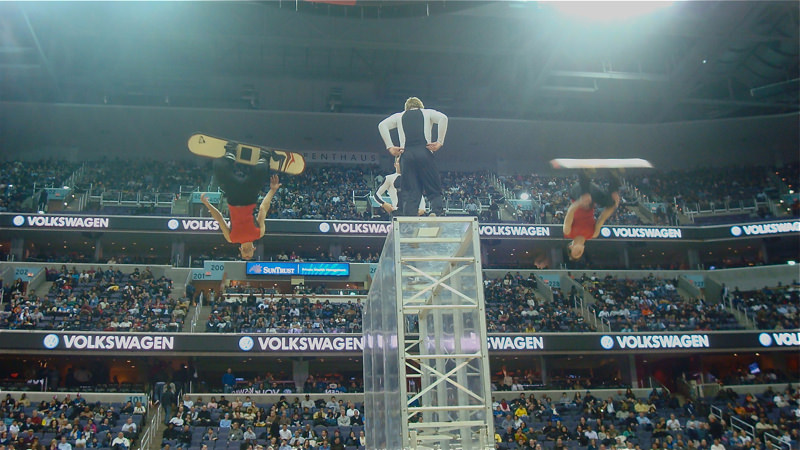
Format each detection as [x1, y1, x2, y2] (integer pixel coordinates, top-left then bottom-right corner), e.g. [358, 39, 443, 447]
[580, 274, 743, 332]
[484, 274, 595, 333]
[157, 383, 368, 450]
[727, 283, 800, 330]
[154, 380, 800, 450]
[0, 393, 146, 450]
[0, 266, 187, 332]
[0, 160, 82, 213]
[497, 173, 645, 226]
[79, 160, 207, 198]
[4, 159, 797, 227]
[1, 268, 772, 336]
[488, 384, 800, 450]
[205, 295, 362, 334]
[626, 166, 787, 215]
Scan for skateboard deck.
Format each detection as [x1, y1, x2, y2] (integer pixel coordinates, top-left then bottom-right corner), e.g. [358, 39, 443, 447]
[188, 133, 306, 175]
[550, 158, 653, 169]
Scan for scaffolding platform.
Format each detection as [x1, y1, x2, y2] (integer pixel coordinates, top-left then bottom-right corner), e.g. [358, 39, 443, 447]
[364, 216, 493, 450]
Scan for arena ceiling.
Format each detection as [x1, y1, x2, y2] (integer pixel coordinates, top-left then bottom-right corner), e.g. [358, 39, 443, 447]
[0, 1, 797, 124]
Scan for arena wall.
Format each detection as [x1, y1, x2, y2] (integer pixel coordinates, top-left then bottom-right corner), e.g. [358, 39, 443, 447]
[0, 102, 796, 172]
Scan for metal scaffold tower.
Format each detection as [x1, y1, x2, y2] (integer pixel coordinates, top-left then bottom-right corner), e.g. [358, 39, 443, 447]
[364, 216, 493, 450]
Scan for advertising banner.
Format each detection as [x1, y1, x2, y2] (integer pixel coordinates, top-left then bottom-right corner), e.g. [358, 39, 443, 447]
[3, 330, 796, 356]
[245, 262, 350, 277]
[1, 213, 797, 242]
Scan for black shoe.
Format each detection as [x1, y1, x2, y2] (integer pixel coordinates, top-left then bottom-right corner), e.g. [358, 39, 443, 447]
[224, 142, 237, 160]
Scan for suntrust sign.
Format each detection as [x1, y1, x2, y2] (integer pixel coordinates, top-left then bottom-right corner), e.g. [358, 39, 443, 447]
[245, 262, 349, 277]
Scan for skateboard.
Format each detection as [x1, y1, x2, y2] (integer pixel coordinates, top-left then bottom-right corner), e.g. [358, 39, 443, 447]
[550, 158, 653, 169]
[188, 133, 306, 175]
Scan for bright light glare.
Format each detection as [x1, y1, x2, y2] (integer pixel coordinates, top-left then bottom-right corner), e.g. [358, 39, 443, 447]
[788, 261, 797, 266]
[520, 193, 530, 200]
[546, 1, 675, 22]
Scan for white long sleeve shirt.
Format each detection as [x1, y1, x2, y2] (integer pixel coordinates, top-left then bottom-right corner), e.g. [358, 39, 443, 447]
[378, 108, 448, 149]
[373, 172, 426, 211]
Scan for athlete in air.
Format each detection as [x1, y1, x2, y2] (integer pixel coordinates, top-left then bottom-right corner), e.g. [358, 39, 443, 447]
[201, 154, 280, 260]
[563, 171, 621, 260]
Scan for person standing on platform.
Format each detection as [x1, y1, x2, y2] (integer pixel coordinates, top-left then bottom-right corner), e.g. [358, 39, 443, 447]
[378, 97, 448, 216]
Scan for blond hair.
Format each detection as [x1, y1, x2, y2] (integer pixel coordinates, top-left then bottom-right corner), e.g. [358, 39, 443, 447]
[404, 97, 424, 110]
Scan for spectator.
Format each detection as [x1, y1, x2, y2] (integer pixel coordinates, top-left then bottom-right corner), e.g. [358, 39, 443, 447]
[120, 417, 137, 439]
[176, 425, 191, 450]
[110, 432, 130, 450]
[57, 436, 73, 450]
[132, 402, 146, 415]
[222, 368, 236, 393]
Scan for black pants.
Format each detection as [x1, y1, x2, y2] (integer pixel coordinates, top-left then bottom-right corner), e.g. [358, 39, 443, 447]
[213, 158, 269, 206]
[398, 145, 442, 216]
[569, 171, 620, 209]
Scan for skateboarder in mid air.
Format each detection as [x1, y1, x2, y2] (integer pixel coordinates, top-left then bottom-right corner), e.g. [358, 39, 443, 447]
[201, 154, 280, 260]
[563, 170, 621, 261]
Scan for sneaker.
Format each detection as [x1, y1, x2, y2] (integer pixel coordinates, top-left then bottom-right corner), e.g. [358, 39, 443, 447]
[223, 152, 236, 161]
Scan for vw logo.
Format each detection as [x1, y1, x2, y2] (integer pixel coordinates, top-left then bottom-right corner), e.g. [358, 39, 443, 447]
[167, 219, 180, 230]
[730, 226, 742, 237]
[12, 215, 25, 227]
[600, 227, 611, 238]
[758, 333, 772, 347]
[238, 336, 254, 352]
[43, 334, 60, 349]
[319, 222, 330, 233]
[600, 335, 614, 350]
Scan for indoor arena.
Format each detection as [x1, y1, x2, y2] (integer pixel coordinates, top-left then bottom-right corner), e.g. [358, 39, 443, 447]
[0, 2, 798, 450]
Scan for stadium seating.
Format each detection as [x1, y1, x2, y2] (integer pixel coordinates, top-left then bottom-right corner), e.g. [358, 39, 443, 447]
[4, 159, 798, 229]
[484, 277, 595, 333]
[158, 397, 367, 450]
[729, 284, 800, 330]
[0, 160, 82, 212]
[206, 295, 361, 334]
[0, 395, 146, 450]
[0, 267, 186, 332]
[582, 275, 744, 332]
